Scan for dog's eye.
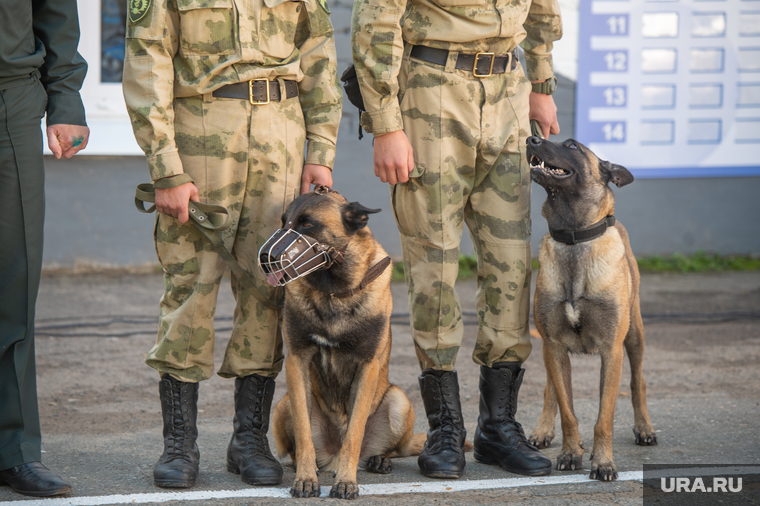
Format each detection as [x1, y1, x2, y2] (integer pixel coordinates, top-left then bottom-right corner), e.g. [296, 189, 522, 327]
[302, 221, 313, 228]
[567, 142, 578, 150]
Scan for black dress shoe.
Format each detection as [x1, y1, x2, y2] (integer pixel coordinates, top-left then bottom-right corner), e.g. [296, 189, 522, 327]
[0, 462, 72, 497]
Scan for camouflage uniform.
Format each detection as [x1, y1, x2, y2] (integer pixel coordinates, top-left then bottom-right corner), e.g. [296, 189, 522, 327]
[352, 0, 562, 371]
[123, 0, 342, 383]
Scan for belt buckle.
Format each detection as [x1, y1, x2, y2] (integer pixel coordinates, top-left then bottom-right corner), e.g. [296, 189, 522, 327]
[249, 78, 270, 105]
[473, 52, 495, 78]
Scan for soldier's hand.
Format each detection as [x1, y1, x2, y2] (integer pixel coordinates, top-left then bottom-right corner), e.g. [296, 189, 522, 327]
[46, 124, 90, 159]
[373, 130, 415, 185]
[529, 92, 560, 139]
[155, 181, 200, 224]
[301, 164, 333, 194]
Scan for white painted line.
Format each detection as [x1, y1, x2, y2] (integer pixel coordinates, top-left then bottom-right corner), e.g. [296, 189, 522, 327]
[1, 466, 758, 506]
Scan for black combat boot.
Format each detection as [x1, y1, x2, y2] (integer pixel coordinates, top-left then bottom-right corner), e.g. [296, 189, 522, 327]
[473, 363, 552, 476]
[226, 374, 283, 486]
[153, 374, 200, 488]
[417, 369, 467, 478]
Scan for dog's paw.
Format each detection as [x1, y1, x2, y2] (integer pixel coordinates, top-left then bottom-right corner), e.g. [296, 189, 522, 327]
[589, 460, 618, 481]
[556, 452, 583, 471]
[290, 478, 321, 498]
[529, 432, 554, 449]
[366, 456, 392, 474]
[634, 426, 658, 446]
[329, 481, 360, 500]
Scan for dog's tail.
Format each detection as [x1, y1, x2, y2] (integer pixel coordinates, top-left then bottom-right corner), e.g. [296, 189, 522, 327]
[388, 433, 474, 457]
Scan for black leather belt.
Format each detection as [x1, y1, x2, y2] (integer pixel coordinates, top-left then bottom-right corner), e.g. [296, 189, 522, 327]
[410, 45, 518, 77]
[212, 79, 299, 104]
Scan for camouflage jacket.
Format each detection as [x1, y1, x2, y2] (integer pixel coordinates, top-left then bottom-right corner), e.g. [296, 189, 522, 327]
[123, 0, 342, 183]
[351, 0, 562, 135]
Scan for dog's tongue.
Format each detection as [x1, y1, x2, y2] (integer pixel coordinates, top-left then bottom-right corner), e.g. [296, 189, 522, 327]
[266, 271, 285, 286]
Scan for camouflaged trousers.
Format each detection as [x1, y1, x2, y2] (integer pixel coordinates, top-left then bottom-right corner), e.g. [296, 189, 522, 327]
[392, 47, 533, 371]
[147, 90, 305, 383]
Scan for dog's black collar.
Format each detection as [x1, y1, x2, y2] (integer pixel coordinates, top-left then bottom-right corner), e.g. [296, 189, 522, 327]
[549, 216, 616, 245]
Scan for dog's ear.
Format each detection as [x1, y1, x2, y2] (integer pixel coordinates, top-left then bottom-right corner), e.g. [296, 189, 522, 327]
[599, 160, 634, 188]
[343, 202, 381, 231]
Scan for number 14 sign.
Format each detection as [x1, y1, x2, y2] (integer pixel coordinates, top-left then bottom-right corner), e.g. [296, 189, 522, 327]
[574, 0, 760, 178]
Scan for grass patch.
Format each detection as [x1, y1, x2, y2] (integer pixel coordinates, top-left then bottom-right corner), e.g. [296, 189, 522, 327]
[391, 252, 759, 280]
[636, 251, 760, 273]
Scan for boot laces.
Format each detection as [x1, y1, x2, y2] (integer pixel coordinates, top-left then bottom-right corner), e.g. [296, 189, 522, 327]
[238, 384, 274, 458]
[429, 391, 462, 452]
[499, 384, 532, 449]
[165, 382, 194, 462]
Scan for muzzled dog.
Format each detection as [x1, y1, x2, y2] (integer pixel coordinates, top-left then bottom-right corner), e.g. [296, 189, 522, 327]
[525, 137, 657, 482]
[260, 187, 425, 499]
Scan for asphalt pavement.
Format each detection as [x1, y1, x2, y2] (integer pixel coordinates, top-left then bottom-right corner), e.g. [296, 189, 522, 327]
[1, 269, 758, 505]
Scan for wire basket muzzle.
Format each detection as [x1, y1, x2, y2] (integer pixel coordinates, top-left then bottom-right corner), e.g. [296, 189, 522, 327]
[258, 228, 330, 287]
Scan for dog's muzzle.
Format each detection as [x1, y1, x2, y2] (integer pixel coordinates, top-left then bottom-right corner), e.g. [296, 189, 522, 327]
[258, 228, 343, 287]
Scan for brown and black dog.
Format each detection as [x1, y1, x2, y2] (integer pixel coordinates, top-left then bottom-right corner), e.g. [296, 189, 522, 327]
[526, 137, 657, 481]
[268, 190, 425, 499]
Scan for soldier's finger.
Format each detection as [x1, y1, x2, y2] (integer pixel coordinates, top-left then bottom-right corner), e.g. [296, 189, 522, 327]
[396, 165, 409, 184]
[48, 133, 63, 159]
[551, 119, 560, 135]
[541, 121, 551, 139]
[177, 205, 189, 224]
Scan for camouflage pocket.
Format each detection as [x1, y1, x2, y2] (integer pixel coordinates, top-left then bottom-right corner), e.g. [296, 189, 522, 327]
[176, 0, 236, 55]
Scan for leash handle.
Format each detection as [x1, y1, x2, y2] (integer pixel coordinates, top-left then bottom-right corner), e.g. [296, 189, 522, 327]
[134, 183, 231, 231]
[530, 119, 545, 139]
[134, 183, 283, 310]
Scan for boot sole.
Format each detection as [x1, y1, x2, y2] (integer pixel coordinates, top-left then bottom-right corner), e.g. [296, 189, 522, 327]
[420, 471, 463, 479]
[474, 452, 552, 477]
[154, 480, 196, 488]
[419, 469, 463, 479]
[1, 484, 72, 497]
[227, 460, 282, 486]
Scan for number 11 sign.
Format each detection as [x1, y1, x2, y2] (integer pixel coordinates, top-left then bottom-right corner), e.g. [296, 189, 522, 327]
[574, 0, 760, 178]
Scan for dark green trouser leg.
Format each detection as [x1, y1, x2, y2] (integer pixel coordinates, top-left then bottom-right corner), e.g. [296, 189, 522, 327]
[0, 78, 48, 471]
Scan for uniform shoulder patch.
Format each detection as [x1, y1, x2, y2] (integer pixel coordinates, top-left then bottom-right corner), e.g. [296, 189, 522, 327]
[129, 0, 153, 23]
[317, 0, 330, 14]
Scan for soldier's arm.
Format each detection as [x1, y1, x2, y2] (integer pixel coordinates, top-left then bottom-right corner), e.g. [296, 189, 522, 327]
[123, 0, 197, 222]
[351, 0, 413, 184]
[123, 0, 187, 187]
[522, 0, 562, 137]
[32, 0, 90, 157]
[296, 1, 342, 174]
[32, 0, 88, 128]
[520, 0, 562, 83]
[350, 0, 406, 137]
